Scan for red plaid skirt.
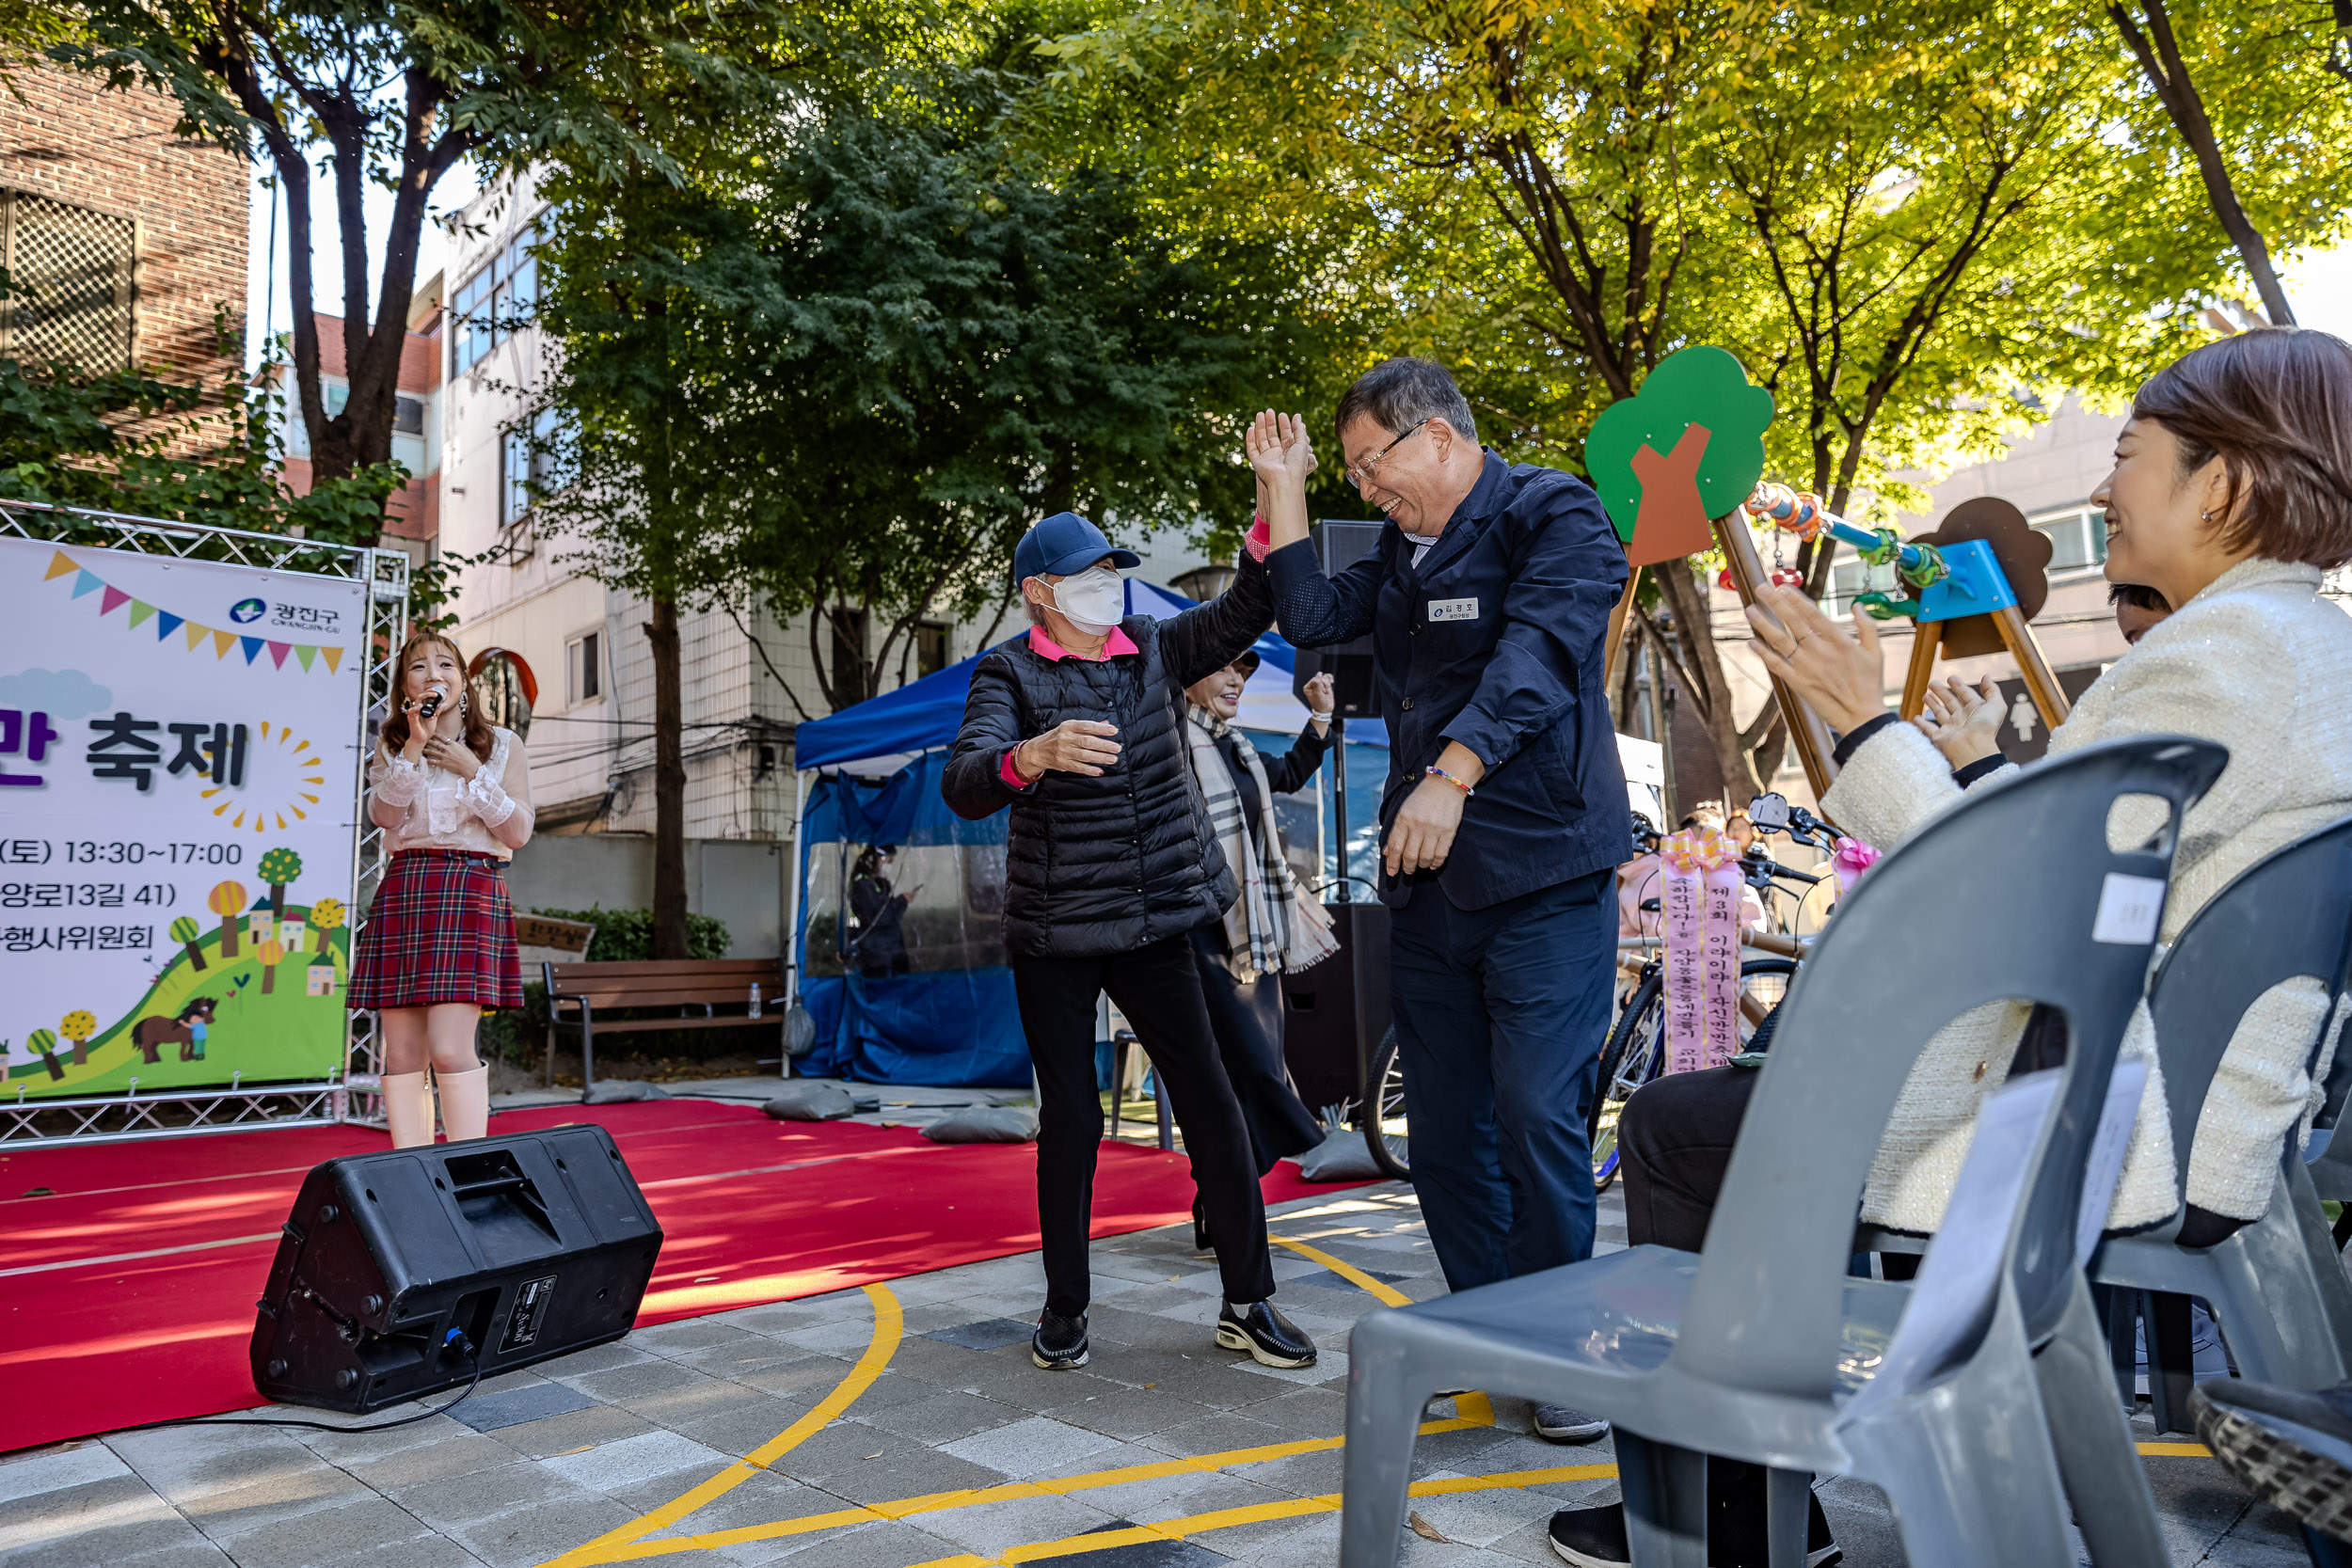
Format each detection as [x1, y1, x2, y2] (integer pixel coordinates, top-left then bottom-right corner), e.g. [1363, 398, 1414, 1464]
[348, 850, 523, 1010]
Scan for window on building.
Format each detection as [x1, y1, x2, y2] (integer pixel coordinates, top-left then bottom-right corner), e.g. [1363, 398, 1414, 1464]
[0, 190, 135, 372]
[500, 405, 563, 528]
[2031, 505, 2108, 575]
[828, 607, 867, 710]
[566, 629, 602, 706]
[916, 622, 949, 678]
[450, 212, 548, 374]
[394, 394, 425, 436]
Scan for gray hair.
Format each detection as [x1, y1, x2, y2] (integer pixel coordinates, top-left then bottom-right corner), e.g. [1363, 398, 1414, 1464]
[1334, 356, 1478, 447]
[1021, 578, 1049, 627]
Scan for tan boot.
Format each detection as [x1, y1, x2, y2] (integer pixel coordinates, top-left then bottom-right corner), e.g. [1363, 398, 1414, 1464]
[382, 1070, 436, 1148]
[436, 1064, 490, 1143]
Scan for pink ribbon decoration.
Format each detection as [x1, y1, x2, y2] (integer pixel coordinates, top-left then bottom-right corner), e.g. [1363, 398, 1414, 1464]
[1831, 836, 1881, 897]
[1661, 829, 1745, 1075]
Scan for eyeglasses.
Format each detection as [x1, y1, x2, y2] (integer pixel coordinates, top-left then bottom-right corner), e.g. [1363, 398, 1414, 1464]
[1343, 419, 1429, 489]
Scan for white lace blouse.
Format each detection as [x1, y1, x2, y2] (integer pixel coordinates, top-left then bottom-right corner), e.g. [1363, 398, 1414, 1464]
[367, 726, 536, 858]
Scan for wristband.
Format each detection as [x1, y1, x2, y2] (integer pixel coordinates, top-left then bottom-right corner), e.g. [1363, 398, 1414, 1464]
[1423, 765, 1473, 798]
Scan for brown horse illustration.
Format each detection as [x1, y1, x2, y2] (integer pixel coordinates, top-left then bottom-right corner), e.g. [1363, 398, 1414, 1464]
[129, 997, 219, 1064]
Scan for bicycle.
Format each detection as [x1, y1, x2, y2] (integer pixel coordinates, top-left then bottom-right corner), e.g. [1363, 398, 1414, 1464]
[1589, 802, 1840, 1193]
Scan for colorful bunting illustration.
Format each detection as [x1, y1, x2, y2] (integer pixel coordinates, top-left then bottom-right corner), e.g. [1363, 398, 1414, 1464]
[41, 549, 347, 674]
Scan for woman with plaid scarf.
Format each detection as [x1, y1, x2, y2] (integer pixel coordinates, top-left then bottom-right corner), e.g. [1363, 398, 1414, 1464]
[1180, 656, 1340, 1224]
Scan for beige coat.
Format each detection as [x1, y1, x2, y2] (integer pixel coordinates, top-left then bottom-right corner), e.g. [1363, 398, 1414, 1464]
[1822, 557, 2352, 1231]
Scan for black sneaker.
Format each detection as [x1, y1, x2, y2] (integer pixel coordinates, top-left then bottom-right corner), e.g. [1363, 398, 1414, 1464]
[1031, 1308, 1089, 1370]
[1534, 1402, 1610, 1442]
[2192, 1377, 2352, 1542]
[1215, 1299, 1317, 1368]
[1546, 1498, 1839, 1567]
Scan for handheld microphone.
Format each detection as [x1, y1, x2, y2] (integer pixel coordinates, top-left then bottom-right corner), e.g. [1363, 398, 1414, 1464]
[418, 682, 450, 720]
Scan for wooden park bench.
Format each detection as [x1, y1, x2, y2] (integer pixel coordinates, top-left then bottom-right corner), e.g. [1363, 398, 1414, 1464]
[542, 957, 788, 1091]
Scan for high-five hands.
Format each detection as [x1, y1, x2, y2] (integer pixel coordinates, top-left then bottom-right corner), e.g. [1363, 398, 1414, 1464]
[1246, 410, 1316, 548]
[1743, 584, 1890, 734]
[1012, 721, 1121, 782]
[1915, 676, 2005, 768]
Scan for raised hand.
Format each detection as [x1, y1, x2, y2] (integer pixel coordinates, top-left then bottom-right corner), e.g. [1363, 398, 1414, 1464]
[1914, 676, 2005, 768]
[1744, 584, 1889, 734]
[1014, 720, 1122, 781]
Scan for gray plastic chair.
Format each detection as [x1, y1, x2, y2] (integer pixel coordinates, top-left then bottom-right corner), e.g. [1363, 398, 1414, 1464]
[1339, 736, 2227, 1568]
[2089, 816, 2352, 1410]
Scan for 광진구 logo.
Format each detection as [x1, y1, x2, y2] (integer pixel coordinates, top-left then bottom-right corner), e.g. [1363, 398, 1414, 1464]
[229, 597, 267, 625]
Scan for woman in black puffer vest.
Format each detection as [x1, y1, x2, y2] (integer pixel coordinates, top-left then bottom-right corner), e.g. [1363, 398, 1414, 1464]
[945, 505, 1317, 1375]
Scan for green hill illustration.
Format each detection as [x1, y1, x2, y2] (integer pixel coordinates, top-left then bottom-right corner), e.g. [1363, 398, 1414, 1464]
[6, 898, 350, 1096]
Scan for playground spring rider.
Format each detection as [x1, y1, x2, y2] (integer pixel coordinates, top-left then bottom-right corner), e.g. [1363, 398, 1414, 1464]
[1742, 483, 2073, 731]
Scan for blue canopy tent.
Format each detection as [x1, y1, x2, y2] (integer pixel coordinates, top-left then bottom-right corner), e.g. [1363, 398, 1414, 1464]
[786, 581, 1385, 1085]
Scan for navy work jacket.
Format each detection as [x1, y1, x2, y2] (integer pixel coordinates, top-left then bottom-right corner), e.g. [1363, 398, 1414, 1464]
[1269, 449, 1631, 911]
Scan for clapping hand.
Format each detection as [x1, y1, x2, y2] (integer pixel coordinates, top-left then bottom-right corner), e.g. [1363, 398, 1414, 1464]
[1914, 676, 2005, 768]
[1744, 584, 1890, 734]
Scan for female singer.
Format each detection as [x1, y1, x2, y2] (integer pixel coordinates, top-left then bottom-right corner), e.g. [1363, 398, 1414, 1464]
[348, 631, 536, 1147]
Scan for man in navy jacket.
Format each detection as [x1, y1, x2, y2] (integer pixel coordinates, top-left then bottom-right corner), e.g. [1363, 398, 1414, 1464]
[1263, 360, 1629, 1430]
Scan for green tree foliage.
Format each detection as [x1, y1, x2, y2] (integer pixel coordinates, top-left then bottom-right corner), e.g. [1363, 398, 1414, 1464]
[1, 329, 400, 546]
[51, 0, 807, 527]
[529, 36, 1336, 954]
[1041, 0, 2349, 796]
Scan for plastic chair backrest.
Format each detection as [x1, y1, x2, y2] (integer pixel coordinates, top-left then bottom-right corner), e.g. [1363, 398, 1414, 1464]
[2144, 816, 2352, 1200]
[1670, 735, 2228, 1404]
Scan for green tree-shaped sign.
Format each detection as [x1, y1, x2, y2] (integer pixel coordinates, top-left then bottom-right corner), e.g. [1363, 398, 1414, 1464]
[1585, 346, 1775, 567]
[258, 847, 303, 919]
[169, 915, 207, 972]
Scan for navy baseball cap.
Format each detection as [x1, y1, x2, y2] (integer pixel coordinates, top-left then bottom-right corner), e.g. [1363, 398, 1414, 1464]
[1014, 512, 1140, 583]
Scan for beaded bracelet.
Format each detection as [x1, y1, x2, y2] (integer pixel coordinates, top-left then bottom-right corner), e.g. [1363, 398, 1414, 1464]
[1423, 765, 1473, 798]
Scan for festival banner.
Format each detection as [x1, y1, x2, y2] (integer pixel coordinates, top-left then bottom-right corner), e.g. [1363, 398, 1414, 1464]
[0, 537, 364, 1096]
[1661, 827, 1744, 1074]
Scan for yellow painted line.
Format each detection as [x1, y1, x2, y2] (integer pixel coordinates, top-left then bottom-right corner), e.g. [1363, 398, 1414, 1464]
[901, 1464, 1628, 1567]
[1268, 1232, 1496, 1428]
[2138, 1441, 2213, 1457]
[536, 1282, 903, 1568]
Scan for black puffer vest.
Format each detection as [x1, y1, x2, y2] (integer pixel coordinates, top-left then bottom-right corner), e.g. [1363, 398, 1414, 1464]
[943, 555, 1273, 958]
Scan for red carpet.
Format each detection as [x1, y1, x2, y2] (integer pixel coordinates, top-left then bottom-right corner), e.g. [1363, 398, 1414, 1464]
[0, 1100, 1373, 1453]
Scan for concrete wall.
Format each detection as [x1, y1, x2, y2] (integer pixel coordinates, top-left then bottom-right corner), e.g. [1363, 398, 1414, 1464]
[504, 832, 787, 958]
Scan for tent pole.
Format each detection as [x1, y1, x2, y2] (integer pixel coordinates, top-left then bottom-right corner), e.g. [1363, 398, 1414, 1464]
[785, 768, 811, 1009]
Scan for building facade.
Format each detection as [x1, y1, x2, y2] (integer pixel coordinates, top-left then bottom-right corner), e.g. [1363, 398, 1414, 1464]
[0, 60, 245, 390]
[270, 281, 445, 563]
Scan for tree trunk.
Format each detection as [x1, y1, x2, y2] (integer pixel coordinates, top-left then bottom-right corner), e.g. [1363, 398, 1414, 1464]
[647, 595, 690, 960]
[2108, 0, 2298, 325]
[1648, 560, 1767, 802]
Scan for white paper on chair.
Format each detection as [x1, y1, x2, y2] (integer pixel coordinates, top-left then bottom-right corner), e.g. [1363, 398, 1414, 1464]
[1837, 1056, 2147, 1427]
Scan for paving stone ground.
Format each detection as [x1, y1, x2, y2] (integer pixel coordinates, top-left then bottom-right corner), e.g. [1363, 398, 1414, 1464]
[0, 1085, 2319, 1568]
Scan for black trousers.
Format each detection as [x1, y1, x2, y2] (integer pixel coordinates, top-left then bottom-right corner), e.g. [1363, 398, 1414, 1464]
[1012, 935, 1278, 1318]
[1190, 929, 1324, 1177]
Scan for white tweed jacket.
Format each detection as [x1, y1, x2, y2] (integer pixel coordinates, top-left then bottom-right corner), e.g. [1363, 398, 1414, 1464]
[1821, 557, 2352, 1231]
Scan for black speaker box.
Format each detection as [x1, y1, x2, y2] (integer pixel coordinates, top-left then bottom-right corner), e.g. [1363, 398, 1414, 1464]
[250, 1124, 663, 1412]
[1279, 901, 1391, 1112]
[1291, 520, 1387, 721]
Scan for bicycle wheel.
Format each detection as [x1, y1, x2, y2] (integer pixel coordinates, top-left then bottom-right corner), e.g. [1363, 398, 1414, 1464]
[1737, 957, 1799, 1038]
[1590, 972, 1664, 1194]
[1361, 1026, 1410, 1181]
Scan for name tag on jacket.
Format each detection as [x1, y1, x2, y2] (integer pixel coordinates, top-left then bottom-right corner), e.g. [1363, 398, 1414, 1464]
[1428, 596, 1479, 623]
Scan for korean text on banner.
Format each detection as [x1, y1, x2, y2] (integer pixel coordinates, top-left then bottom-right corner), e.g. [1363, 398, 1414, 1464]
[1660, 827, 1744, 1074]
[0, 538, 365, 1097]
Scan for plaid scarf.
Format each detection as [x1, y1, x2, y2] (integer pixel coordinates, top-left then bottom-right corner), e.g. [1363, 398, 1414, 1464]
[1184, 704, 1296, 979]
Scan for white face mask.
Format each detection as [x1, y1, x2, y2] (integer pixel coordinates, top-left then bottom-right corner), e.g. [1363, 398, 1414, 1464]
[1048, 566, 1124, 636]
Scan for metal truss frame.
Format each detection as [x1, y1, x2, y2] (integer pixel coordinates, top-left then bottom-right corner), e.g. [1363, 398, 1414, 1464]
[0, 498, 408, 1142]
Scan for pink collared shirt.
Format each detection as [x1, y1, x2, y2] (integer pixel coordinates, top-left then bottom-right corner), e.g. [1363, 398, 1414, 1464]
[999, 624, 1142, 788]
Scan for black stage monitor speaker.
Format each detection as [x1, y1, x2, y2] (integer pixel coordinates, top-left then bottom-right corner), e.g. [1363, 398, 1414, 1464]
[251, 1124, 663, 1413]
[1279, 901, 1392, 1111]
[1292, 520, 1387, 720]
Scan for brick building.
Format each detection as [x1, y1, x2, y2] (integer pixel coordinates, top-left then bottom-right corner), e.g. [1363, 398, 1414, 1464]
[0, 59, 246, 387]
